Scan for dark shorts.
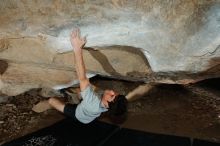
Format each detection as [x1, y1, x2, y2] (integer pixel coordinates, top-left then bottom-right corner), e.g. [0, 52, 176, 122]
[64, 103, 80, 123]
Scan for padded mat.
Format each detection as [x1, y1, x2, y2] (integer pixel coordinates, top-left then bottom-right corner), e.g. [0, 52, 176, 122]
[2, 118, 220, 146]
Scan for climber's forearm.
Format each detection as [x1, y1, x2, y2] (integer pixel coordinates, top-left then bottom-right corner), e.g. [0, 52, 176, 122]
[74, 50, 89, 90]
[74, 50, 87, 80]
[126, 84, 154, 102]
[70, 29, 89, 90]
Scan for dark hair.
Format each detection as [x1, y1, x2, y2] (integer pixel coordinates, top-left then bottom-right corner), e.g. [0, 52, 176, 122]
[108, 95, 128, 124]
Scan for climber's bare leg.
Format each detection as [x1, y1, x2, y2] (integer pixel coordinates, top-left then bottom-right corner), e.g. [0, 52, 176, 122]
[48, 97, 65, 113]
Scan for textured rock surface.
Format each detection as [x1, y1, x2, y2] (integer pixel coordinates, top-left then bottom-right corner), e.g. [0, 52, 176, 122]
[0, 0, 220, 96]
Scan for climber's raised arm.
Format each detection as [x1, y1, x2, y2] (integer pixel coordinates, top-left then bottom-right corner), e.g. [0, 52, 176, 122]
[70, 29, 89, 91]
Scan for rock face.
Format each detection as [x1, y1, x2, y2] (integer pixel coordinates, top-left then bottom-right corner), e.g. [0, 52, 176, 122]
[0, 0, 219, 96]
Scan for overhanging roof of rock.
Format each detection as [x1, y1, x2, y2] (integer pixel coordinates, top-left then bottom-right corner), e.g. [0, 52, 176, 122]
[0, 0, 219, 96]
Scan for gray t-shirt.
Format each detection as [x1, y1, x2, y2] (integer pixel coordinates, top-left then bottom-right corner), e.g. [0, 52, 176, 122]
[75, 85, 108, 124]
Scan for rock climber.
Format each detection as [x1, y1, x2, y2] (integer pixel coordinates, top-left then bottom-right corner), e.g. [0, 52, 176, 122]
[48, 29, 128, 124]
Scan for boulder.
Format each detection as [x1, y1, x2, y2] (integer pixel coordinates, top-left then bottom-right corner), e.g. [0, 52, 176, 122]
[0, 0, 219, 96]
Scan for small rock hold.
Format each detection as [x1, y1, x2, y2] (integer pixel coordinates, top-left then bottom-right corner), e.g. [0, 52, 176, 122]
[0, 121, 4, 124]
[6, 104, 14, 107]
[208, 123, 213, 127]
[0, 39, 9, 52]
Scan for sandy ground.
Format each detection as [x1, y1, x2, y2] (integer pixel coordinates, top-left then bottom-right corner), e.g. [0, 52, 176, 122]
[0, 77, 220, 144]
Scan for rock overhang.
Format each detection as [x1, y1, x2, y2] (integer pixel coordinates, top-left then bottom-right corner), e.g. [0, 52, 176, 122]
[0, 0, 219, 96]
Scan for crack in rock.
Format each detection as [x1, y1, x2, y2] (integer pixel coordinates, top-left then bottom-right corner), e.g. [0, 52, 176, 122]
[0, 60, 8, 75]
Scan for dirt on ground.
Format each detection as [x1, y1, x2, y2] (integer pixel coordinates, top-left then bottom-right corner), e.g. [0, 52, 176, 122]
[0, 77, 220, 144]
[0, 89, 64, 145]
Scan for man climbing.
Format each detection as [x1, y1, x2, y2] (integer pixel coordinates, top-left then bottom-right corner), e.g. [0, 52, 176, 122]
[47, 29, 128, 124]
